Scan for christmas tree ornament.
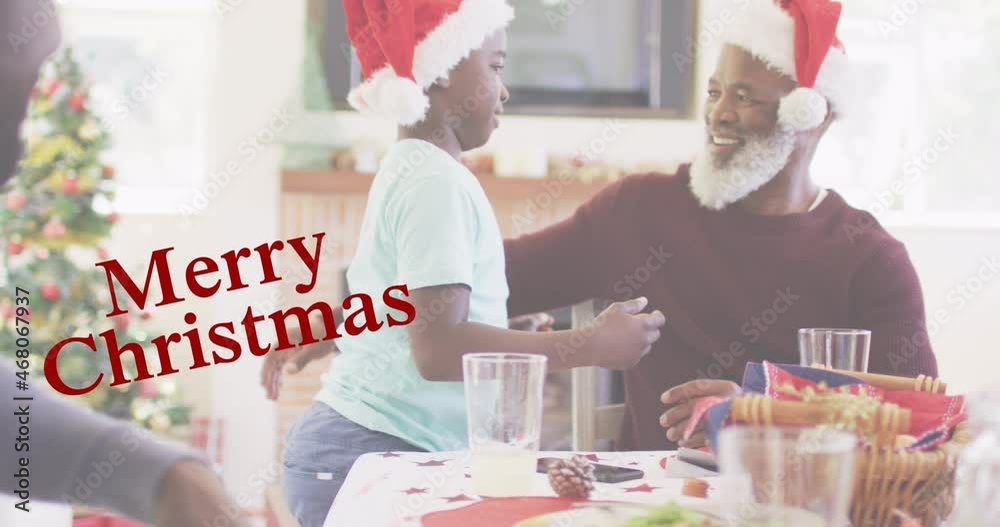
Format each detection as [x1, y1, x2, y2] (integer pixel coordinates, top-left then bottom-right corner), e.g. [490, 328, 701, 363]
[547, 455, 596, 498]
[61, 177, 81, 195]
[5, 190, 28, 211]
[42, 218, 67, 238]
[138, 381, 160, 398]
[107, 212, 120, 224]
[43, 78, 62, 97]
[97, 247, 110, 260]
[6, 241, 24, 256]
[102, 165, 115, 179]
[78, 119, 101, 141]
[69, 91, 87, 112]
[41, 283, 61, 301]
[113, 315, 130, 331]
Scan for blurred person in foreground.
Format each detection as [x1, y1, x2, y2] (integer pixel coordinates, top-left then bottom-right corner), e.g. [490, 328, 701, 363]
[1, 2, 249, 525]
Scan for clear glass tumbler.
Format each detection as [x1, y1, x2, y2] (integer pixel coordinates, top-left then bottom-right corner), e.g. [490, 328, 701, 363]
[798, 328, 871, 372]
[717, 426, 857, 527]
[463, 353, 547, 497]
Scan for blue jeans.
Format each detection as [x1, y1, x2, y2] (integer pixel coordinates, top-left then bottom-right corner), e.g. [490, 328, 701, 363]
[281, 402, 425, 527]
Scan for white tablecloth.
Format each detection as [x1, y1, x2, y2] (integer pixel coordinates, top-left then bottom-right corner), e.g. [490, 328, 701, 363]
[325, 450, 719, 527]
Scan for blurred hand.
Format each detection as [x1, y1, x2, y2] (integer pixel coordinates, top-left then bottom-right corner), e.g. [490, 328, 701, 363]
[589, 297, 665, 370]
[660, 379, 740, 448]
[155, 460, 250, 527]
[260, 328, 335, 401]
[508, 312, 555, 332]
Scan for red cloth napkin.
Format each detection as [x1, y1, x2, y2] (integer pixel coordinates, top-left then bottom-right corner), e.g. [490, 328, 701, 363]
[761, 362, 967, 450]
[421, 497, 585, 527]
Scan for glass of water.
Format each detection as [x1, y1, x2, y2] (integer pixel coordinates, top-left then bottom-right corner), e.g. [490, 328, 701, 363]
[717, 426, 857, 527]
[463, 353, 546, 497]
[798, 328, 871, 372]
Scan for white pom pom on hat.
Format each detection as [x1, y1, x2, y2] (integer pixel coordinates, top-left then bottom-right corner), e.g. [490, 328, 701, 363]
[778, 87, 829, 131]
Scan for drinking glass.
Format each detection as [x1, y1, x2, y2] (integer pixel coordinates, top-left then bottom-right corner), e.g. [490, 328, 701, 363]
[717, 426, 857, 527]
[463, 353, 546, 497]
[798, 328, 871, 372]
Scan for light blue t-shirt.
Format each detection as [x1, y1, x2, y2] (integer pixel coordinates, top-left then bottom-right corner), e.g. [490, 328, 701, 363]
[316, 139, 510, 451]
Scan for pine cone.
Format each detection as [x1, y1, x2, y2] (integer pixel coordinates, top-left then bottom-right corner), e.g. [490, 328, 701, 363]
[547, 455, 595, 498]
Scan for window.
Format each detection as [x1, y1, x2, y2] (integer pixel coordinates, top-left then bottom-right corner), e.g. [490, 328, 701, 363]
[814, 0, 1000, 219]
[58, 0, 216, 213]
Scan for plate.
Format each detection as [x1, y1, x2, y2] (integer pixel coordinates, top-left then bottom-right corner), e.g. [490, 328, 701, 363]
[514, 498, 826, 527]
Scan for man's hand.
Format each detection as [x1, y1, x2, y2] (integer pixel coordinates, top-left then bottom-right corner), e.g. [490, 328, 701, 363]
[660, 379, 740, 448]
[589, 297, 666, 370]
[155, 460, 250, 527]
[508, 312, 555, 332]
[260, 327, 335, 401]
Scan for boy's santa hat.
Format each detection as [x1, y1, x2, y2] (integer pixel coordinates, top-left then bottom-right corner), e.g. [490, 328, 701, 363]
[342, 0, 514, 126]
[721, 0, 852, 131]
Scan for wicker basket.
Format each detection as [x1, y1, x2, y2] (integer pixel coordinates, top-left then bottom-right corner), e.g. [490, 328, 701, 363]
[728, 370, 969, 527]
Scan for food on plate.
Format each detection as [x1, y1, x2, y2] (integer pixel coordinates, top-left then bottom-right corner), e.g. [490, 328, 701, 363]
[626, 502, 712, 526]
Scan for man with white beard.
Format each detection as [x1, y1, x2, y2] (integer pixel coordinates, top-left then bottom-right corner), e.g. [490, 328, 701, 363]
[263, 0, 938, 451]
[503, 0, 938, 450]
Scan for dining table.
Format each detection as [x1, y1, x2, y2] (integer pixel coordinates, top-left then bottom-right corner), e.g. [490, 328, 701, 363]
[323, 450, 721, 527]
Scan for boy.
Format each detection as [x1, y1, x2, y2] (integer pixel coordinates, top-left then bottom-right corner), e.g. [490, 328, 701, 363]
[281, 1, 666, 525]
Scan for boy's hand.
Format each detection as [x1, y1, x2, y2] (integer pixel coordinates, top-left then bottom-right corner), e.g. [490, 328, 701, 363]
[660, 379, 740, 447]
[509, 312, 555, 331]
[588, 297, 665, 370]
[260, 328, 335, 400]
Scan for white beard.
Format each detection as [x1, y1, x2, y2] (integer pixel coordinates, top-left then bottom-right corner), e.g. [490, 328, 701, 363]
[688, 125, 797, 210]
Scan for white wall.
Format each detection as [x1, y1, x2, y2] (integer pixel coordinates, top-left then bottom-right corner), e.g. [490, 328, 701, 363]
[890, 227, 1000, 393]
[106, 0, 307, 511]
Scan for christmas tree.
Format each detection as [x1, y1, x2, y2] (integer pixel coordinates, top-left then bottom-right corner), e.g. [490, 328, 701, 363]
[0, 48, 191, 433]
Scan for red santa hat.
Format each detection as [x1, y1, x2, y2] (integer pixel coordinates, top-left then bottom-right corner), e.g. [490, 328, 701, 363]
[721, 0, 852, 131]
[342, 0, 514, 126]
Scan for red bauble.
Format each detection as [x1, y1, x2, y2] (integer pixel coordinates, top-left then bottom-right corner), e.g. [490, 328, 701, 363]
[101, 166, 115, 179]
[107, 212, 120, 224]
[140, 310, 152, 320]
[41, 283, 60, 302]
[0, 304, 14, 320]
[61, 178, 81, 195]
[68, 92, 87, 112]
[6, 191, 27, 211]
[43, 79, 62, 97]
[42, 218, 67, 238]
[6, 242, 24, 256]
[138, 381, 160, 398]
[113, 316, 129, 330]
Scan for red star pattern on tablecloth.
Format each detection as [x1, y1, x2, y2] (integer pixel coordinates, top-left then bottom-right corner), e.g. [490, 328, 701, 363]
[624, 483, 659, 493]
[402, 488, 428, 495]
[415, 459, 448, 467]
[379, 452, 402, 458]
[442, 494, 475, 503]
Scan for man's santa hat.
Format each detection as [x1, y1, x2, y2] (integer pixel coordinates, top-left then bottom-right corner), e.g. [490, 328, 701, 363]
[722, 0, 852, 131]
[342, 0, 514, 126]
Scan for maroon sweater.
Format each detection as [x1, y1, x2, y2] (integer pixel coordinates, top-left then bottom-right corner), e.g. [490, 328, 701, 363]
[504, 167, 937, 451]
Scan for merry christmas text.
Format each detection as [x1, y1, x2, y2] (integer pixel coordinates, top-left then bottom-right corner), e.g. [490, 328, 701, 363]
[42, 232, 416, 395]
